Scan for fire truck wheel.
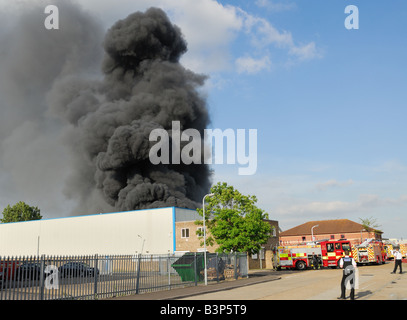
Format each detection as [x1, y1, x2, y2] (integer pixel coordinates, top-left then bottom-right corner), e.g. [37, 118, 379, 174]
[296, 260, 306, 270]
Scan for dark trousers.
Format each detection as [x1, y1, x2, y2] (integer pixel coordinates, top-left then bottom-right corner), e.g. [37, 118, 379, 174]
[393, 260, 402, 273]
[340, 271, 355, 300]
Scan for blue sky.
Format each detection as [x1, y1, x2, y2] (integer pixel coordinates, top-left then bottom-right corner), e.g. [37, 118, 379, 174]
[185, 0, 407, 238]
[0, 0, 406, 239]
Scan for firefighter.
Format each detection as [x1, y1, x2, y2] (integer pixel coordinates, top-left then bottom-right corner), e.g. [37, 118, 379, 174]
[338, 249, 357, 300]
[312, 252, 319, 270]
[391, 247, 403, 274]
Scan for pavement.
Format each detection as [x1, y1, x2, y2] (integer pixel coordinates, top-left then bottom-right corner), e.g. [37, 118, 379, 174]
[104, 270, 281, 300]
[105, 262, 407, 300]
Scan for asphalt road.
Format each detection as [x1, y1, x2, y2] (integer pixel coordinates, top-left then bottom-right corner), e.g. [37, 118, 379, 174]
[179, 261, 407, 300]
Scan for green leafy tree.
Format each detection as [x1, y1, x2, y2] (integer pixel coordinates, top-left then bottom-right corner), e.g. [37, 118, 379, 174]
[1, 201, 42, 223]
[196, 182, 272, 254]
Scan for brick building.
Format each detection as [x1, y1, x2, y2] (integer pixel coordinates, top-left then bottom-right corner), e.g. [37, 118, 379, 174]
[174, 212, 279, 269]
[279, 219, 382, 246]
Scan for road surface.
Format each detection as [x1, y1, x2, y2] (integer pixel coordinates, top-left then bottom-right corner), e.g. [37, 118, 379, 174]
[180, 261, 406, 300]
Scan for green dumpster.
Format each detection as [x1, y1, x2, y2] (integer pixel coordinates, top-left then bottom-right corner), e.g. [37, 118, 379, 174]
[171, 253, 204, 282]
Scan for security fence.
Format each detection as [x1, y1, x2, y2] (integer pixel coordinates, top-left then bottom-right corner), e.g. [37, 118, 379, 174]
[0, 252, 248, 300]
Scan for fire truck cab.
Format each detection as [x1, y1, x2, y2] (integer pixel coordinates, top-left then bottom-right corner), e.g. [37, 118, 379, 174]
[319, 240, 351, 268]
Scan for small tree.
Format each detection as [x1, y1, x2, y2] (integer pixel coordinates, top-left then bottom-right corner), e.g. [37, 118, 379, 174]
[359, 216, 382, 235]
[196, 182, 272, 254]
[1, 201, 42, 223]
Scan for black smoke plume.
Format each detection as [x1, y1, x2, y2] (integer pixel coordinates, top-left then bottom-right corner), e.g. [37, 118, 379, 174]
[49, 7, 212, 212]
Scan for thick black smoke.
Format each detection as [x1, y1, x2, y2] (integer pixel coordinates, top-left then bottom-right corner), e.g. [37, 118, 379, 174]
[0, 0, 107, 216]
[50, 7, 212, 211]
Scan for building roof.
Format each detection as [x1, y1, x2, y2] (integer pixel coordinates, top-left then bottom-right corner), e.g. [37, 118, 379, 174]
[280, 219, 381, 237]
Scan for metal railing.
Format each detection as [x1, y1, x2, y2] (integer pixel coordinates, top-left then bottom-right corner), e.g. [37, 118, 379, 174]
[0, 252, 248, 300]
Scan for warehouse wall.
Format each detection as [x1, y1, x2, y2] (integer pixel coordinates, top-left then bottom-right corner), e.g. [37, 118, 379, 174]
[0, 207, 175, 256]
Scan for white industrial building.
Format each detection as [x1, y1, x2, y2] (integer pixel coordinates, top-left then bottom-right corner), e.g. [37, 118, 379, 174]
[0, 207, 201, 257]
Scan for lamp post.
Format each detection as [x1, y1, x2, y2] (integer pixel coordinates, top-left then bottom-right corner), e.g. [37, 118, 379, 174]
[137, 234, 145, 254]
[203, 193, 215, 286]
[311, 225, 319, 242]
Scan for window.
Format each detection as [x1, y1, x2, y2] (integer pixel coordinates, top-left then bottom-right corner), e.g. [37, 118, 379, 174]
[259, 248, 265, 260]
[330, 235, 335, 239]
[196, 227, 206, 235]
[342, 243, 351, 252]
[302, 236, 306, 241]
[341, 234, 345, 239]
[327, 243, 334, 252]
[335, 243, 341, 250]
[181, 228, 190, 238]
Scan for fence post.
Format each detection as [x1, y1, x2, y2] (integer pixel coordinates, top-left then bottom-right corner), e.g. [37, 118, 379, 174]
[94, 254, 98, 299]
[234, 252, 238, 280]
[39, 255, 46, 300]
[167, 253, 171, 290]
[0, 257, 3, 301]
[215, 253, 220, 283]
[193, 252, 197, 286]
[135, 254, 141, 294]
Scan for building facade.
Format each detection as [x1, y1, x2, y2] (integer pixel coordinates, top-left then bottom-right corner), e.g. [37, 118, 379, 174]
[0, 207, 200, 256]
[279, 219, 382, 246]
[0, 207, 279, 270]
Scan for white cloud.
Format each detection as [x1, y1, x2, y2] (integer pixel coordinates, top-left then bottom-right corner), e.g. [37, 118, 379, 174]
[69, 0, 321, 73]
[69, 0, 243, 74]
[237, 8, 322, 64]
[235, 55, 271, 74]
[289, 41, 322, 61]
[212, 166, 407, 237]
[1, 0, 322, 75]
[164, 0, 243, 73]
[275, 194, 407, 218]
[239, 10, 293, 48]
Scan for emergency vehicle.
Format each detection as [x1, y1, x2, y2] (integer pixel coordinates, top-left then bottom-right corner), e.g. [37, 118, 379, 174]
[351, 239, 386, 265]
[384, 241, 407, 259]
[384, 242, 394, 260]
[0, 259, 21, 283]
[273, 240, 352, 270]
[399, 243, 407, 257]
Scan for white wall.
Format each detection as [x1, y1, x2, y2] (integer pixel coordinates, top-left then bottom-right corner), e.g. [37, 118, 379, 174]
[0, 207, 175, 256]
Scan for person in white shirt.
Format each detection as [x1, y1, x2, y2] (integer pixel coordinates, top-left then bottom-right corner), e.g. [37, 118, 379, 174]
[391, 248, 403, 274]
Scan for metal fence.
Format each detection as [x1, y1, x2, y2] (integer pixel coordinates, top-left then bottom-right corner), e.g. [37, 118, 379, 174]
[0, 252, 248, 300]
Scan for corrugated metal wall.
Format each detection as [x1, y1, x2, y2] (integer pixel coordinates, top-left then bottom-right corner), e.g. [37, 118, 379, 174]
[0, 207, 175, 256]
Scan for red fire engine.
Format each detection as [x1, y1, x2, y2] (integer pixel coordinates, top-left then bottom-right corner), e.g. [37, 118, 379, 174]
[351, 239, 387, 265]
[273, 240, 352, 270]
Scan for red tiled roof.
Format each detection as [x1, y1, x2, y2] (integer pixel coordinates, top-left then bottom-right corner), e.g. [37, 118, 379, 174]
[280, 219, 381, 237]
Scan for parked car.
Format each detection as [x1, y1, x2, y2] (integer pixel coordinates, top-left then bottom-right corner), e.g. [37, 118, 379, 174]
[0, 260, 21, 281]
[17, 262, 45, 280]
[58, 262, 99, 278]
